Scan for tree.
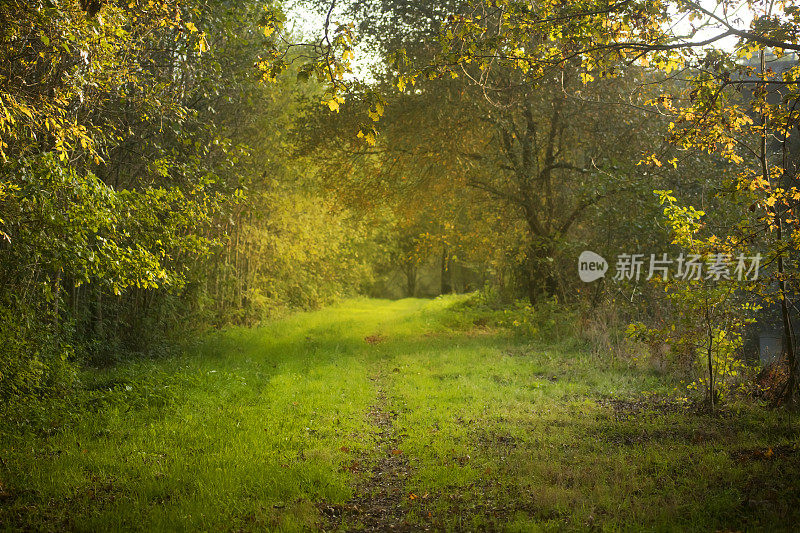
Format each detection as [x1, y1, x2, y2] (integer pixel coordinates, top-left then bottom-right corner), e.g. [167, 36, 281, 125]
[388, 0, 800, 399]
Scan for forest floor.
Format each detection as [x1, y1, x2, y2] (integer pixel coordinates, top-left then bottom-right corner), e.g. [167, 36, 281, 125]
[2, 296, 800, 531]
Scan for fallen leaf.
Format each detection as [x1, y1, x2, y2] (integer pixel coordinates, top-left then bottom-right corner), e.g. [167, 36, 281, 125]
[364, 334, 385, 345]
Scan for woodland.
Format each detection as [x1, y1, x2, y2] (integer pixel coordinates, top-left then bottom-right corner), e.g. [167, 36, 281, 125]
[2, 0, 800, 531]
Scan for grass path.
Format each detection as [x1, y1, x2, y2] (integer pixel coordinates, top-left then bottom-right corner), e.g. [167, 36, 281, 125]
[322, 376, 411, 531]
[1, 296, 800, 531]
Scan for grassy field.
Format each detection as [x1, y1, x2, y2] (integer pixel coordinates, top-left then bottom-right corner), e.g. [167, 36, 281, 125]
[1, 296, 799, 531]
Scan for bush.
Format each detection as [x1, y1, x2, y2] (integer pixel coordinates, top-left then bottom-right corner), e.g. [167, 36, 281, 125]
[441, 292, 581, 344]
[0, 302, 77, 402]
[578, 303, 649, 362]
[500, 298, 579, 342]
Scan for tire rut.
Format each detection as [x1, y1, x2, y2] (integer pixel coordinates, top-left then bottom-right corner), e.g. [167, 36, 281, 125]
[321, 378, 417, 532]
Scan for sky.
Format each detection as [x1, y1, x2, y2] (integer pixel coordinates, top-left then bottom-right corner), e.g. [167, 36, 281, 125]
[285, 0, 379, 80]
[669, 0, 755, 51]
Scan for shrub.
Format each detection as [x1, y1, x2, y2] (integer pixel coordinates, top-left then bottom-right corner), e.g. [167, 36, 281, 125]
[0, 302, 77, 402]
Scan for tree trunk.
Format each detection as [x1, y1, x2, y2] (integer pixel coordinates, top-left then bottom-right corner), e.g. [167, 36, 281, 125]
[440, 246, 452, 295]
[759, 49, 798, 403]
[52, 270, 61, 331]
[777, 223, 797, 402]
[95, 284, 103, 340]
[706, 305, 715, 411]
[524, 241, 557, 304]
[404, 263, 417, 297]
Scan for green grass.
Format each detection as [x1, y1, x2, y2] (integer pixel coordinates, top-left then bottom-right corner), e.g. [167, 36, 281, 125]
[1, 296, 799, 531]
